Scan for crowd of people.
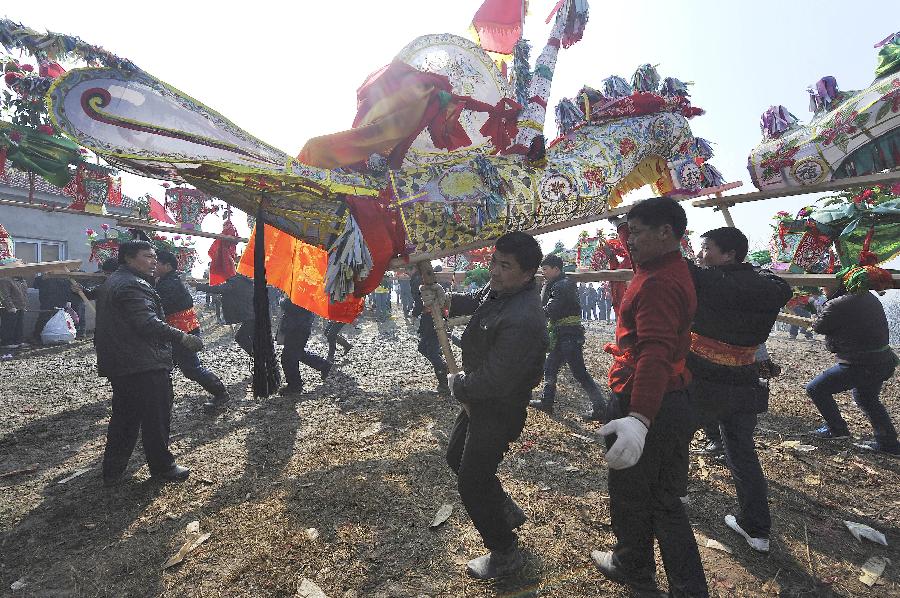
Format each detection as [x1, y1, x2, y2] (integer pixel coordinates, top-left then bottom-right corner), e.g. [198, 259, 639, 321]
[6, 196, 897, 596]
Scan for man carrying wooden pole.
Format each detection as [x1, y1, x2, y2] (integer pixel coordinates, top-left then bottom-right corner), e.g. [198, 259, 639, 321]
[418, 231, 547, 579]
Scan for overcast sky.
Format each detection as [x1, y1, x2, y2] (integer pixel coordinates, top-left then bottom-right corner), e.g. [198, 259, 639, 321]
[6, 0, 900, 268]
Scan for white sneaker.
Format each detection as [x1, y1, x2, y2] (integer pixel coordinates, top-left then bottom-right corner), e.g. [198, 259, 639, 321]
[725, 514, 769, 553]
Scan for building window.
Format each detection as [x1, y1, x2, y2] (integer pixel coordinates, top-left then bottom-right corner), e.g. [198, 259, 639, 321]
[13, 238, 67, 263]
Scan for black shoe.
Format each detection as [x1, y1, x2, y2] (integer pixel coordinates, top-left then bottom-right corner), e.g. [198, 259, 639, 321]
[529, 399, 553, 414]
[203, 390, 231, 409]
[321, 362, 333, 381]
[582, 407, 604, 422]
[810, 424, 850, 439]
[590, 550, 663, 596]
[854, 440, 900, 456]
[151, 464, 190, 483]
[436, 380, 451, 396]
[466, 540, 524, 579]
[503, 493, 527, 529]
[103, 472, 126, 487]
[694, 440, 725, 455]
[279, 384, 303, 396]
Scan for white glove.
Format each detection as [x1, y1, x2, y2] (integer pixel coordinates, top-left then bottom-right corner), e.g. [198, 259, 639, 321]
[447, 372, 463, 399]
[419, 283, 450, 311]
[599, 416, 648, 470]
[180, 332, 204, 352]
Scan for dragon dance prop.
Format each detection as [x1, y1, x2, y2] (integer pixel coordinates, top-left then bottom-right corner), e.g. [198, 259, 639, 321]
[41, 0, 729, 328]
[749, 30, 900, 191]
[767, 183, 900, 274]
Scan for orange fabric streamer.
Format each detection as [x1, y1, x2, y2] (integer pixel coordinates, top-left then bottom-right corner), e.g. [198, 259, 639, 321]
[237, 225, 363, 324]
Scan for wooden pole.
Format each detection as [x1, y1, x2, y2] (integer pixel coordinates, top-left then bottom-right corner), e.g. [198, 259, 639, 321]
[714, 192, 737, 227]
[416, 260, 459, 375]
[692, 170, 900, 209]
[115, 217, 248, 243]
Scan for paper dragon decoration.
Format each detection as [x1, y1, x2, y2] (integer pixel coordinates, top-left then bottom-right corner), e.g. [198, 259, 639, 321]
[20, 1, 724, 323]
[749, 31, 900, 190]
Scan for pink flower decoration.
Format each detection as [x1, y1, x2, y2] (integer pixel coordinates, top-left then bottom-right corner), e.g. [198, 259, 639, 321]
[20, 64, 33, 73]
[9, 131, 22, 143]
[85, 228, 95, 236]
[173, 235, 181, 240]
[101, 223, 110, 231]
[38, 124, 53, 135]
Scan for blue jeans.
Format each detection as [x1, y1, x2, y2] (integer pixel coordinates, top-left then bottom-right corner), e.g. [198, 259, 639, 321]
[542, 335, 606, 409]
[806, 362, 898, 447]
[172, 332, 226, 397]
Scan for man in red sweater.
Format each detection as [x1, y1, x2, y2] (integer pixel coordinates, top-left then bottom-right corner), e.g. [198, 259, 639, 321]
[590, 197, 709, 597]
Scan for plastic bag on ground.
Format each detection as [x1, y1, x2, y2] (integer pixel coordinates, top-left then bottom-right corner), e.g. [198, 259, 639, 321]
[41, 308, 76, 344]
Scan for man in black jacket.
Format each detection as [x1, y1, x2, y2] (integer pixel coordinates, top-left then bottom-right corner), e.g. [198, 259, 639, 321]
[199, 273, 255, 355]
[529, 254, 607, 420]
[278, 297, 331, 394]
[420, 231, 547, 579]
[155, 251, 230, 408]
[95, 241, 202, 485]
[688, 227, 792, 553]
[806, 281, 899, 455]
[410, 266, 449, 395]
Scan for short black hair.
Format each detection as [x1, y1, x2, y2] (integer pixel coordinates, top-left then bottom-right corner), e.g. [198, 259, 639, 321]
[701, 227, 749, 262]
[118, 240, 154, 265]
[495, 231, 542, 273]
[156, 250, 179, 270]
[100, 257, 119, 273]
[626, 197, 688, 237]
[540, 254, 564, 269]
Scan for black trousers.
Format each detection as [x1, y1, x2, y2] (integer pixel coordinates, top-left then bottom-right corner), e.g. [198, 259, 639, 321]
[446, 400, 527, 550]
[172, 332, 226, 397]
[281, 326, 330, 388]
[606, 390, 709, 597]
[234, 320, 254, 355]
[324, 321, 351, 361]
[102, 370, 176, 478]
[692, 377, 771, 538]
[542, 336, 606, 409]
[0, 310, 24, 346]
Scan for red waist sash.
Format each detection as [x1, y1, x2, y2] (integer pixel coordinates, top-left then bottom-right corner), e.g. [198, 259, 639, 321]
[166, 307, 200, 334]
[689, 332, 757, 366]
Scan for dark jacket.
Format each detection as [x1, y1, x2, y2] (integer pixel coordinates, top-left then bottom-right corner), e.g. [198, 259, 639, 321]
[541, 273, 583, 337]
[689, 262, 792, 347]
[200, 274, 254, 324]
[813, 290, 897, 365]
[94, 266, 184, 377]
[449, 280, 548, 407]
[155, 270, 195, 317]
[279, 297, 315, 336]
[33, 274, 77, 309]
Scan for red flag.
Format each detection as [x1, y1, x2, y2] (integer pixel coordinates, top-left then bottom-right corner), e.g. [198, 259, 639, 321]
[472, 0, 524, 55]
[148, 196, 175, 224]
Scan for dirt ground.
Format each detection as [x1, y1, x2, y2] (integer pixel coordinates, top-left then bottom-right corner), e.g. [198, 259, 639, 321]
[1, 301, 899, 597]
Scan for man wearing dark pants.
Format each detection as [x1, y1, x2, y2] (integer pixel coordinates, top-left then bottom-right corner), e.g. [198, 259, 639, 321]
[529, 254, 607, 420]
[590, 198, 708, 597]
[323, 319, 352, 362]
[806, 276, 899, 455]
[410, 268, 449, 395]
[155, 251, 230, 408]
[687, 227, 792, 552]
[198, 273, 254, 355]
[279, 297, 331, 394]
[420, 231, 547, 580]
[95, 241, 202, 485]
